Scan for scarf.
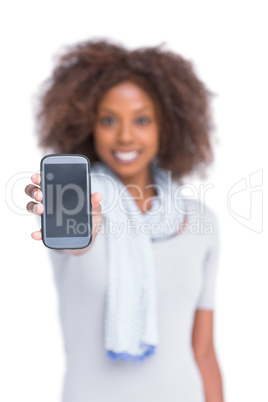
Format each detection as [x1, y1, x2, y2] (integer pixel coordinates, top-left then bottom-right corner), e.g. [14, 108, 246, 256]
[90, 159, 186, 363]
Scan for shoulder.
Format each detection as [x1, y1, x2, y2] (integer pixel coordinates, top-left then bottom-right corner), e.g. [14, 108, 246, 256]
[183, 197, 218, 223]
[182, 197, 220, 242]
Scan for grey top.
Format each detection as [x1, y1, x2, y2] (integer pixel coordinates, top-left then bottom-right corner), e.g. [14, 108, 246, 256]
[46, 198, 220, 402]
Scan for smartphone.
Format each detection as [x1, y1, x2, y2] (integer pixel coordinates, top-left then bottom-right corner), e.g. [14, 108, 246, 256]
[40, 154, 92, 249]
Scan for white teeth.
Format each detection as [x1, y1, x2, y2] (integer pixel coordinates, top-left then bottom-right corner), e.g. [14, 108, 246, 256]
[114, 151, 139, 161]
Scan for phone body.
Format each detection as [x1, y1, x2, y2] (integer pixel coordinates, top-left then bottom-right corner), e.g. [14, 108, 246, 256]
[40, 154, 92, 249]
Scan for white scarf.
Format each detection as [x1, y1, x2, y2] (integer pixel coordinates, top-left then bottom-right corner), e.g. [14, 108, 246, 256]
[90, 160, 186, 363]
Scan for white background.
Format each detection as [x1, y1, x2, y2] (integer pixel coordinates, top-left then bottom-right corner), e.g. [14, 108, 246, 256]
[1, 1, 267, 401]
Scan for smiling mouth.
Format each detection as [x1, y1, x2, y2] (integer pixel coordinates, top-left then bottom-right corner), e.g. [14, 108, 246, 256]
[112, 150, 141, 163]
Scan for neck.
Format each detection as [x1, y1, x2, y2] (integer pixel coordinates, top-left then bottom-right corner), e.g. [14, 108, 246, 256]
[117, 165, 158, 210]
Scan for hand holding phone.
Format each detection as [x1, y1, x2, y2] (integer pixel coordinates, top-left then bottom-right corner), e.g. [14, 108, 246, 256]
[25, 154, 103, 253]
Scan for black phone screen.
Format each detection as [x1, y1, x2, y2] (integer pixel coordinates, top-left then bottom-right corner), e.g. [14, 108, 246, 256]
[44, 163, 89, 238]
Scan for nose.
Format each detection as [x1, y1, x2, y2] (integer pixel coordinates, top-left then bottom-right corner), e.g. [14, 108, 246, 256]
[117, 120, 135, 143]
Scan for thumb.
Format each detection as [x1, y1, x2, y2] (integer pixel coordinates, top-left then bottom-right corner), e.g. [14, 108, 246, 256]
[91, 192, 102, 209]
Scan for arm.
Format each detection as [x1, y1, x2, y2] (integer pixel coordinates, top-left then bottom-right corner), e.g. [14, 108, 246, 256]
[192, 309, 224, 402]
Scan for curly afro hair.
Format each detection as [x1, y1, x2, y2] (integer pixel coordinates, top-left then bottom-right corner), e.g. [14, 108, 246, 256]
[35, 38, 217, 180]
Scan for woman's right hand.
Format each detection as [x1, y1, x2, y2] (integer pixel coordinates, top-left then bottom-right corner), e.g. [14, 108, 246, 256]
[25, 173, 103, 255]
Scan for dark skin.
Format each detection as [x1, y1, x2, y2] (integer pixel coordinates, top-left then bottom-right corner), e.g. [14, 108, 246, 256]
[93, 80, 160, 214]
[25, 81, 224, 401]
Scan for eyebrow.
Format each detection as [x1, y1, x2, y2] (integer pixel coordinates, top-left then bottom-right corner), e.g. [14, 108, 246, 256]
[98, 106, 153, 114]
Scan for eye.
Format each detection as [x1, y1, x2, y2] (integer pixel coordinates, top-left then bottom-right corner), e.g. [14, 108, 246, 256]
[100, 116, 116, 126]
[135, 116, 151, 125]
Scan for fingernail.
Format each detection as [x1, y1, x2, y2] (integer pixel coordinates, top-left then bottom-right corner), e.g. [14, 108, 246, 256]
[33, 191, 38, 200]
[32, 204, 37, 214]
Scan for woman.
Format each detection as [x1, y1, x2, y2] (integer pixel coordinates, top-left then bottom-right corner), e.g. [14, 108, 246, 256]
[25, 39, 224, 401]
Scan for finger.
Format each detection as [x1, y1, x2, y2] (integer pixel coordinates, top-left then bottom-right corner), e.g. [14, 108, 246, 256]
[25, 184, 43, 201]
[91, 192, 102, 209]
[26, 202, 44, 215]
[31, 173, 41, 186]
[31, 230, 42, 240]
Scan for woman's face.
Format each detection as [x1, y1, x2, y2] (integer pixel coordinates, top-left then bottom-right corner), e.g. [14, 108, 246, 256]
[93, 81, 160, 182]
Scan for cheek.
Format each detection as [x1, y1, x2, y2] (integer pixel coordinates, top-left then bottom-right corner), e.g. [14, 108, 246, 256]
[148, 129, 160, 153]
[93, 129, 112, 150]
[140, 124, 159, 144]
